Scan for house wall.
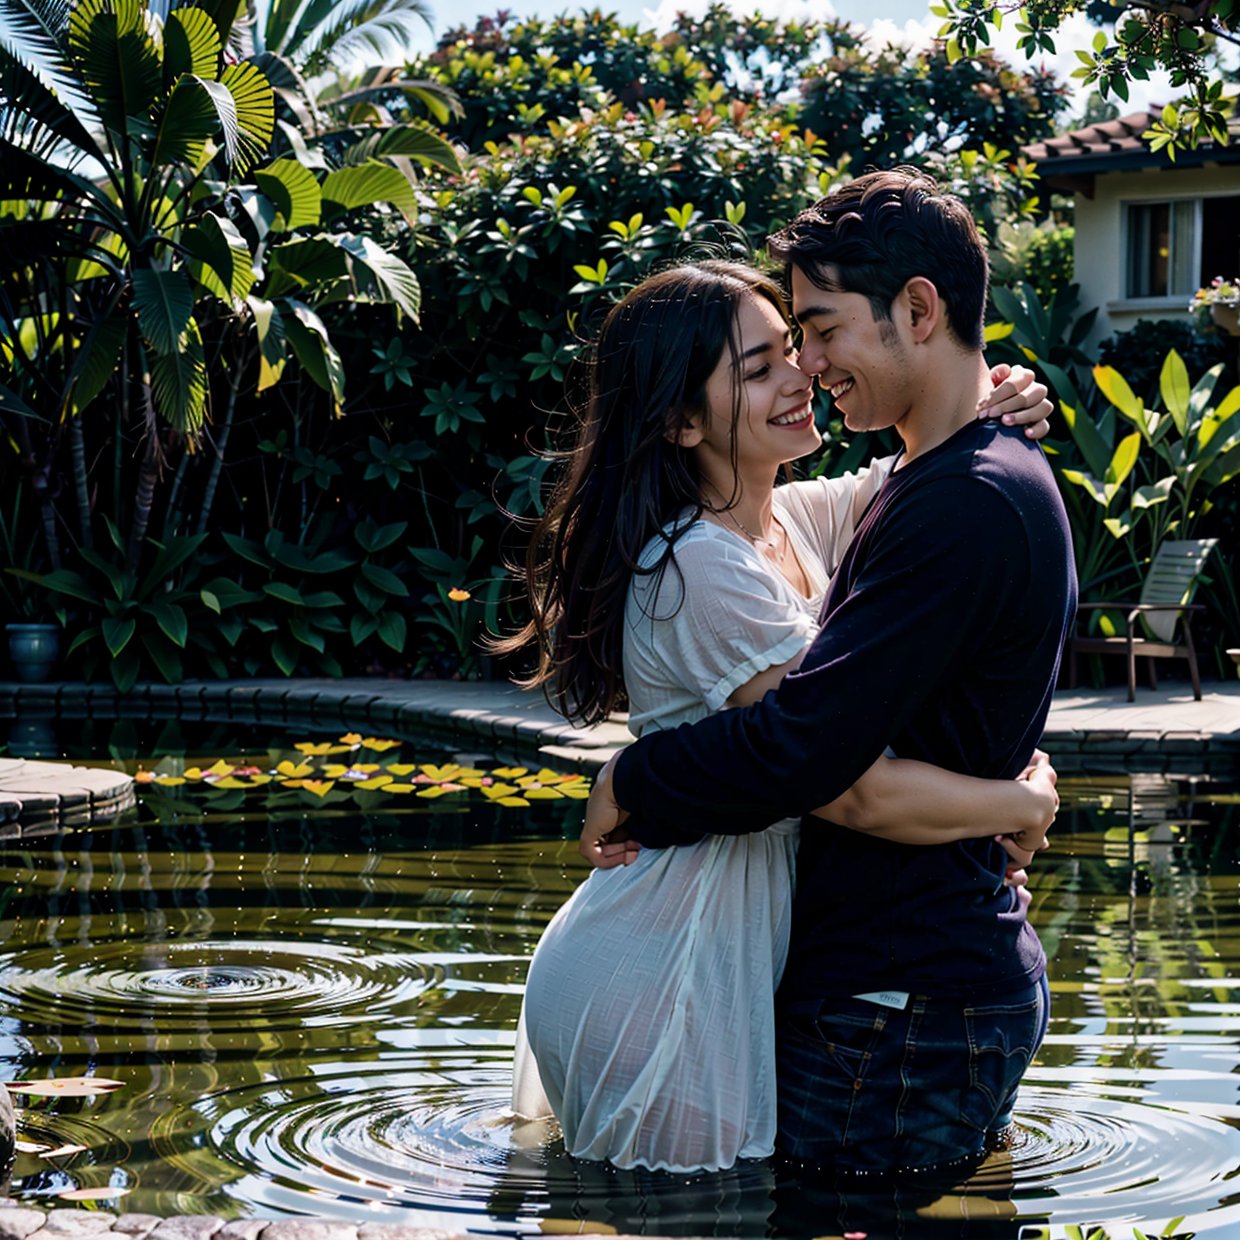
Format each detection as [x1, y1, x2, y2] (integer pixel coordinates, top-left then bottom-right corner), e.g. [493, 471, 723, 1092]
[1072, 163, 1240, 347]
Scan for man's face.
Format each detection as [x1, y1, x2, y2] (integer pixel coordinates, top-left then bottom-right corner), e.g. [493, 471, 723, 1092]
[790, 264, 914, 435]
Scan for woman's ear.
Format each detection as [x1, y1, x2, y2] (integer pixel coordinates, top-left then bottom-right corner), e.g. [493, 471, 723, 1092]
[667, 410, 705, 448]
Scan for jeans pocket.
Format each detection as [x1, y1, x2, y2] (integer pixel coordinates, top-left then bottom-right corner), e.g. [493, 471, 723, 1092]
[962, 994, 1041, 1123]
[811, 1002, 888, 1083]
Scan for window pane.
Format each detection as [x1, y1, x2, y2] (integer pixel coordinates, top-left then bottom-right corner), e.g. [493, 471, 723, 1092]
[1169, 200, 1197, 295]
[1127, 202, 1170, 297]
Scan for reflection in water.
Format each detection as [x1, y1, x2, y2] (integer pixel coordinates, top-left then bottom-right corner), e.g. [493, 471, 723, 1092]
[0, 756, 1237, 1236]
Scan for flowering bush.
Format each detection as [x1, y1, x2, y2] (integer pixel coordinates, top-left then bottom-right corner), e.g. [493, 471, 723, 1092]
[1190, 276, 1240, 312]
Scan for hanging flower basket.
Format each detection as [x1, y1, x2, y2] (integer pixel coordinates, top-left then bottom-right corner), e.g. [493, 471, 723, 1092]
[1190, 276, 1240, 336]
[1211, 303, 1240, 337]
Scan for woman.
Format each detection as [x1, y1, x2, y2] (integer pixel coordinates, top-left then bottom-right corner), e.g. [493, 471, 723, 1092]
[505, 261, 1056, 1173]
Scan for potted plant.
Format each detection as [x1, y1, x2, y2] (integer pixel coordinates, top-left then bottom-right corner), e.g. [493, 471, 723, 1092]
[0, 487, 61, 683]
[1189, 276, 1240, 336]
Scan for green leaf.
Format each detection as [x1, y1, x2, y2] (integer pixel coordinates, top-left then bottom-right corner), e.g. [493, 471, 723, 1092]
[341, 120, 461, 174]
[182, 212, 255, 303]
[147, 316, 207, 434]
[983, 322, 1014, 343]
[284, 300, 345, 410]
[355, 519, 407, 553]
[201, 589, 221, 613]
[376, 609, 406, 652]
[102, 614, 136, 657]
[67, 0, 161, 133]
[1159, 349, 1190, 436]
[263, 580, 304, 605]
[163, 6, 220, 83]
[336, 233, 420, 318]
[148, 600, 188, 647]
[132, 267, 193, 355]
[66, 311, 126, 417]
[219, 60, 274, 172]
[1105, 431, 1141, 489]
[254, 157, 322, 231]
[321, 160, 417, 224]
[0, 0, 97, 120]
[350, 614, 380, 644]
[1093, 364, 1146, 431]
[360, 560, 409, 597]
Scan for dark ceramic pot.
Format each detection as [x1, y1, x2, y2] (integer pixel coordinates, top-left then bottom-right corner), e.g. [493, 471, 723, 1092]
[5, 622, 61, 683]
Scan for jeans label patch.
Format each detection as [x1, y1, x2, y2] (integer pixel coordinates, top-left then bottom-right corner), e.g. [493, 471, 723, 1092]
[852, 990, 910, 1010]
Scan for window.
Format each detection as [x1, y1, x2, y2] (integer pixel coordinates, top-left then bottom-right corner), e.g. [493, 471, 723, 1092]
[1125, 196, 1240, 300]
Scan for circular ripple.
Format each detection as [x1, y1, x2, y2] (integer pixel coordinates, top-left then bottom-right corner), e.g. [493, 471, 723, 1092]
[140, 1069, 1240, 1232]
[0, 938, 440, 1030]
[150, 1063, 562, 1218]
[955, 1084, 1240, 1225]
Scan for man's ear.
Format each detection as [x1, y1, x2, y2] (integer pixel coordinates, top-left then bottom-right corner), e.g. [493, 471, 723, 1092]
[667, 410, 705, 448]
[902, 277, 942, 343]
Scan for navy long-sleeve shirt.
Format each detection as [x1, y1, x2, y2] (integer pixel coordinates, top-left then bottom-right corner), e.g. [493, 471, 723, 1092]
[613, 420, 1077, 1004]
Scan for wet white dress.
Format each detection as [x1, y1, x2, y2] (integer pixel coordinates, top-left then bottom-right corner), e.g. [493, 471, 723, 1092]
[512, 462, 892, 1173]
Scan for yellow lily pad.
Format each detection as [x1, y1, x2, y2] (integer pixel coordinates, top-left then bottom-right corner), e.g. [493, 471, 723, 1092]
[420, 764, 461, 781]
[5, 1077, 125, 1096]
[209, 777, 250, 789]
[415, 786, 452, 799]
[454, 767, 486, 778]
[457, 777, 486, 788]
[559, 786, 591, 799]
[245, 774, 273, 786]
[301, 780, 335, 798]
[295, 742, 334, 755]
[206, 759, 235, 777]
[382, 783, 416, 794]
[183, 767, 205, 781]
[354, 775, 394, 790]
[154, 776, 186, 787]
[496, 796, 530, 807]
[361, 737, 401, 751]
[491, 767, 528, 778]
[524, 787, 565, 800]
[386, 763, 418, 776]
[480, 783, 520, 800]
[321, 764, 352, 778]
[339, 733, 363, 745]
[279, 779, 306, 789]
[276, 760, 314, 778]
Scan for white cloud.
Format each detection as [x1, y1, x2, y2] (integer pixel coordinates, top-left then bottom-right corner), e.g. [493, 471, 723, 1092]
[642, 0, 834, 32]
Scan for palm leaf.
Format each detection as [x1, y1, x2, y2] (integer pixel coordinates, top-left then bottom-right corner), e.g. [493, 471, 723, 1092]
[0, 134, 116, 218]
[67, 0, 162, 134]
[219, 59, 274, 171]
[0, 55, 99, 160]
[320, 158, 415, 223]
[191, 0, 247, 54]
[297, 0, 429, 73]
[147, 314, 207, 433]
[150, 73, 228, 167]
[253, 155, 320, 229]
[162, 6, 220, 85]
[65, 306, 126, 416]
[131, 266, 193, 354]
[327, 72, 462, 124]
[246, 294, 287, 391]
[340, 119, 460, 173]
[263, 233, 346, 298]
[0, 0, 96, 118]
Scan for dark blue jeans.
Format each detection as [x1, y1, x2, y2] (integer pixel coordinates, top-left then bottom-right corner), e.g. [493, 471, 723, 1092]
[775, 975, 1050, 1177]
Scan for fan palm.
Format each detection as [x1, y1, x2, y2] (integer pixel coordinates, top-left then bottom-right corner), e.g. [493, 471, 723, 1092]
[253, 0, 433, 77]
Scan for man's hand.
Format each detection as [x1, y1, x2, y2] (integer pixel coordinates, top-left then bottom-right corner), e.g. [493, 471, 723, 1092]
[981, 363, 1052, 440]
[579, 753, 637, 869]
[996, 749, 1057, 867]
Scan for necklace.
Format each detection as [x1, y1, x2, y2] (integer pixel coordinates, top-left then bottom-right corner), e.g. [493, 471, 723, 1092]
[723, 509, 788, 563]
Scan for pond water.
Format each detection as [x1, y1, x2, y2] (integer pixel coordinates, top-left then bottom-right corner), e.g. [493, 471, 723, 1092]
[1, 722, 1238, 1238]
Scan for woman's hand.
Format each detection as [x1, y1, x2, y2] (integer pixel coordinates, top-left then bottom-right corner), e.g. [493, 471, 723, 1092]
[579, 753, 638, 868]
[980, 363, 1052, 440]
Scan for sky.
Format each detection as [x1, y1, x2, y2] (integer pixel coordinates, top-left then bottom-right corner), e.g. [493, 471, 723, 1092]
[410, 0, 1181, 121]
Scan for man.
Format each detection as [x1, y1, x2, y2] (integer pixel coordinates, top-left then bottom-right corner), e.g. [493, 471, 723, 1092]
[579, 169, 1077, 1177]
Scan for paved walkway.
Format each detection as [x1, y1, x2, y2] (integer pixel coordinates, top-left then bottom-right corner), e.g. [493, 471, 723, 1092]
[2, 676, 1238, 774]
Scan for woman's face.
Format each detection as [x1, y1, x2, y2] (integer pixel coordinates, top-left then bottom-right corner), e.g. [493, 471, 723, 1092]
[693, 293, 819, 476]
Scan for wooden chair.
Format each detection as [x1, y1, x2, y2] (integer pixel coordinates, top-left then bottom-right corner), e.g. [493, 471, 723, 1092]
[1067, 538, 1218, 702]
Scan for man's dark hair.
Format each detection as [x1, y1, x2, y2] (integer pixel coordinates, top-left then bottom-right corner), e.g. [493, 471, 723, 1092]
[768, 168, 988, 351]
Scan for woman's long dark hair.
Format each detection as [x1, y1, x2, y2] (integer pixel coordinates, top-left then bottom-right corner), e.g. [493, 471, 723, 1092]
[497, 260, 792, 726]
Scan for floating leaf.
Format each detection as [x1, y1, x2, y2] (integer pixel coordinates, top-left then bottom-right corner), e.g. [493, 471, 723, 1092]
[420, 764, 461, 781]
[339, 732, 363, 744]
[496, 796, 530, 807]
[492, 767, 527, 778]
[361, 737, 401, 751]
[559, 786, 591, 800]
[415, 786, 453, 798]
[276, 760, 314, 777]
[354, 775, 394, 790]
[295, 742, 335, 755]
[5, 1077, 124, 1096]
[382, 783, 416, 794]
[386, 763, 417, 776]
[524, 787, 565, 800]
[184, 767, 205, 780]
[300, 780, 335, 797]
[208, 777, 249, 789]
[206, 759, 235, 776]
[480, 783, 520, 800]
[58, 1187, 131, 1201]
[154, 776, 186, 787]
